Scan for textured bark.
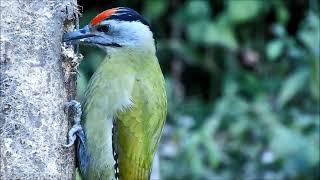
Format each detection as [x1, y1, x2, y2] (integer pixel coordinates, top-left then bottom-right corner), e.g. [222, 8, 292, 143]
[0, 0, 78, 179]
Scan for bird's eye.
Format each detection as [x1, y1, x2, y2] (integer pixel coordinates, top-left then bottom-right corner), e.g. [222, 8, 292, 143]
[97, 25, 110, 32]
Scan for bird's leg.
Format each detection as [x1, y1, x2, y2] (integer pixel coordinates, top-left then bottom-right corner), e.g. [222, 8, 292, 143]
[63, 13, 82, 148]
[64, 100, 83, 147]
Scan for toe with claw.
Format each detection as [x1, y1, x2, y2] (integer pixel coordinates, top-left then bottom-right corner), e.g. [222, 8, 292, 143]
[64, 100, 83, 147]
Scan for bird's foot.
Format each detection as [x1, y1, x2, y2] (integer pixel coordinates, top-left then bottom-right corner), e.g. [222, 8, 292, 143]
[64, 100, 83, 147]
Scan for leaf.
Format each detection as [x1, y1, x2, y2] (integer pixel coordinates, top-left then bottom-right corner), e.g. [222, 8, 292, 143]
[310, 57, 320, 101]
[270, 126, 319, 174]
[203, 140, 221, 168]
[168, 39, 203, 64]
[266, 39, 284, 61]
[143, 0, 168, 20]
[185, 0, 211, 20]
[298, 12, 320, 56]
[204, 22, 238, 49]
[187, 21, 238, 49]
[76, 168, 82, 180]
[274, 1, 289, 24]
[186, 21, 208, 44]
[272, 24, 287, 37]
[277, 69, 309, 107]
[227, 0, 264, 23]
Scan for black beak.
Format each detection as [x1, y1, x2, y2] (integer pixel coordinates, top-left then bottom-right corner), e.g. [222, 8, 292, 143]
[63, 25, 95, 42]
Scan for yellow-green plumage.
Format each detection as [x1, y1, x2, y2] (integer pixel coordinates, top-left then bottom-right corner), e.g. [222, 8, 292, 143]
[81, 49, 167, 180]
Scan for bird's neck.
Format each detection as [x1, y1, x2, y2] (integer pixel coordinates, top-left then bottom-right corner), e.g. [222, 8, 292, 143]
[107, 47, 159, 73]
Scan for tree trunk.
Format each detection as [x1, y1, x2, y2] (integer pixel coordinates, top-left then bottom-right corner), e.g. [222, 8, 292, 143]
[0, 0, 78, 179]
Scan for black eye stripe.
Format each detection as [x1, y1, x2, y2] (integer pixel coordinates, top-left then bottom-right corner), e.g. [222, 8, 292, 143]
[96, 25, 110, 32]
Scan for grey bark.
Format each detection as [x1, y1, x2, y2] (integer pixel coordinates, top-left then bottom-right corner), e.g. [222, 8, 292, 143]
[0, 0, 78, 179]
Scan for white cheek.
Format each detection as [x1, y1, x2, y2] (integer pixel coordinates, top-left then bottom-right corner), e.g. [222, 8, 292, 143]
[101, 20, 156, 55]
[114, 21, 153, 42]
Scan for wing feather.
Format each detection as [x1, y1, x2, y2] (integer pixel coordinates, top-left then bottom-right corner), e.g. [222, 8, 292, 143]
[115, 69, 166, 180]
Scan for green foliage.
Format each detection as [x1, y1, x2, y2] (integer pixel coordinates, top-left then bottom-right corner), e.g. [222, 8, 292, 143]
[226, 0, 264, 23]
[266, 39, 284, 61]
[78, 0, 319, 179]
[277, 69, 309, 107]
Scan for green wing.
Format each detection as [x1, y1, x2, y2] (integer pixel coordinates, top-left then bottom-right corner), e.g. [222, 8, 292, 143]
[115, 67, 167, 180]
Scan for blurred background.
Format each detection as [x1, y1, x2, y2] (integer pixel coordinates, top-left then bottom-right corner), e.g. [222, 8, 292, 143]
[76, 0, 319, 179]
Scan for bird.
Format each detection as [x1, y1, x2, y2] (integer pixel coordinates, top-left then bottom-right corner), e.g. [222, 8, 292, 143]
[63, 7, 167, 180]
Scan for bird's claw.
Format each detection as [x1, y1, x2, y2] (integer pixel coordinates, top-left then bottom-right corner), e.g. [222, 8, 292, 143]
[64, 123, 83, 147]
[64, 100, 83, 147]
[65, 99, 80, 108]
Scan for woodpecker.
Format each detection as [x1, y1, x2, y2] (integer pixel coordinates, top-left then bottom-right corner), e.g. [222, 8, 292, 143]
[63, 7, 167, 180]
